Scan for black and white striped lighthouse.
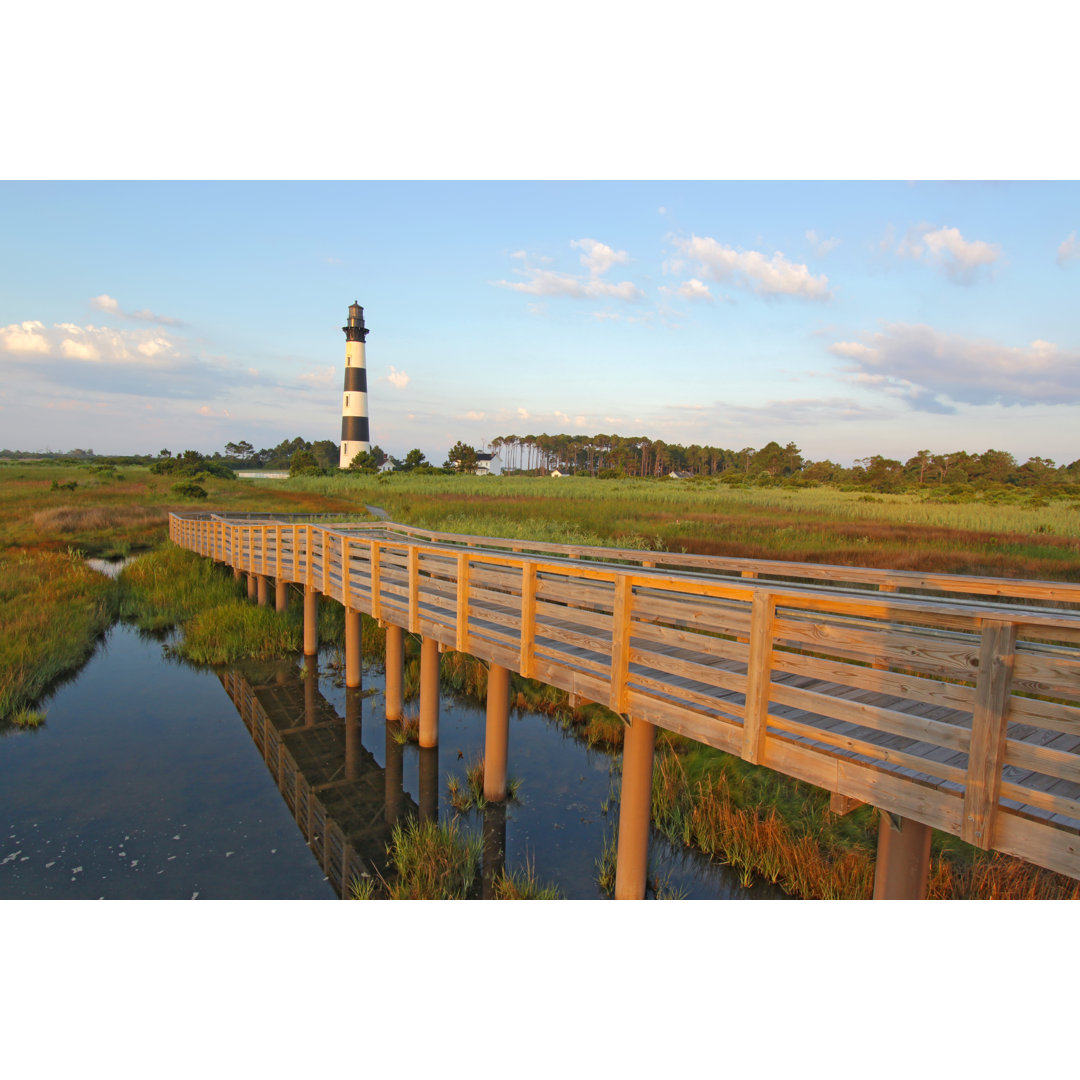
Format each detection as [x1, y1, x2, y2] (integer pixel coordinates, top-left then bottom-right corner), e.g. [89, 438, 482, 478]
[339, 301, 370, 469]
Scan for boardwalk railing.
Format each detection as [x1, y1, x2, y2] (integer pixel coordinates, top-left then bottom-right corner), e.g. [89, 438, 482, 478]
[170, 512, 1080, 883]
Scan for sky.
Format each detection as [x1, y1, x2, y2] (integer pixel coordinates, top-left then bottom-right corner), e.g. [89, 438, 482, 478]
[2, 179, 1078, 466]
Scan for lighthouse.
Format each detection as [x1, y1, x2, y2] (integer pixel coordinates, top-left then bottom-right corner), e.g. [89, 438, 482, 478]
[339, 301, 370, 469]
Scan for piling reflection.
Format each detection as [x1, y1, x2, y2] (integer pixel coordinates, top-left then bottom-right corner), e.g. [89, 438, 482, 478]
[418, 746, 439, 823]
[481, 801, 507, 900]
[218, 662, 418, 898]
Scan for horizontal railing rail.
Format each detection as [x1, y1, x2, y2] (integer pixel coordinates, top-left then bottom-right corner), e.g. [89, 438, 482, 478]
[170, 511, 1080, 880]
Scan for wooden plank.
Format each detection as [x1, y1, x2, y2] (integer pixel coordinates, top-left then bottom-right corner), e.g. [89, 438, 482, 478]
[962, 622, 1018, 848]
[768, 682, 971, 753]
[998, 780, 1080, 822]
[1003, 738, 1080, 787]
[766, 712, 968, 786]
[770, 648, 976, 715]
[628, 645, 747, 698]
[742, 591, 775, 764]
[773, 614, 978, 682]
[1012, 648, 1080, 701]
[1006, 695, 1080, 737]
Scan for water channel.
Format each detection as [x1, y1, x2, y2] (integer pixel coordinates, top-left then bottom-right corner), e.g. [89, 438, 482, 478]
[1, 588, 781, 899]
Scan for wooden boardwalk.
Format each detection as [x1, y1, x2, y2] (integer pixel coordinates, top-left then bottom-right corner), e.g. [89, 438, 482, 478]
[171, 511, 1080, 884]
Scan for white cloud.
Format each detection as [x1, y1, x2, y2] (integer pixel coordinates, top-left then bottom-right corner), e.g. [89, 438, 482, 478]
[894, 224, 1001, 283]
[1, 322, 183, 367]
[387, 366, 409, 389]
[1058, 231, 1078, 267]
[517, 407, 529, 419]
[670, 234, 830, 300]
[806, 229, 840, 257]
[0, 320, 50, 353]
[90, 293, 181, 325]
[677, 278, 713, 302]
[493, 238, 643, 303]
[465, 410, 485, 420]
[829, 322, 1080, 411]
[571, 237, 630, 276]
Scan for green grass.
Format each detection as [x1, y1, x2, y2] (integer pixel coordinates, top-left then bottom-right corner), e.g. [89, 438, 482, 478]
[0, 548, 122, 720]
[381, 818, 482, 899]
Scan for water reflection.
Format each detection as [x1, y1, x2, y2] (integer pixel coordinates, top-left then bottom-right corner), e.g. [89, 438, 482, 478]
[218, 665, 417, 897]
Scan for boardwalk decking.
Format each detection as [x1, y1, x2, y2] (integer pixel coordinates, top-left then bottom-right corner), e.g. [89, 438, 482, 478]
[171, 512, 1080, 882]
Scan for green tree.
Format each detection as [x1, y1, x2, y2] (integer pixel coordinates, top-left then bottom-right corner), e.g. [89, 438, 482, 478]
[289, 448, 323, 476]
[444, 441, 478, 473]
[402, 448, 429, 471]
[347, 445, 387, 473]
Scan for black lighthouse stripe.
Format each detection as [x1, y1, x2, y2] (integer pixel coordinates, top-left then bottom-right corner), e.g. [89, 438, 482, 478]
[341, 416, 369, 442]
[343, 367, 367, 392]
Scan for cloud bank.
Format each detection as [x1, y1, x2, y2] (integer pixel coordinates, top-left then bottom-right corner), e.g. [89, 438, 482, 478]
[829, 323, 1080, 411]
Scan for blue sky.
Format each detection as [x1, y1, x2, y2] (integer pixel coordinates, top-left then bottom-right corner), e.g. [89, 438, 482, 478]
[2, 180, 1078, 466]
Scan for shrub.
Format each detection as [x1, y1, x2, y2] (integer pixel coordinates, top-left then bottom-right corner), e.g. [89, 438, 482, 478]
[170, 482, 207, 499]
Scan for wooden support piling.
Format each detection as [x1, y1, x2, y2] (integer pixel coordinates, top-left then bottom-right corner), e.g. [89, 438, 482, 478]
[275, 578, 288, 613]
[257, 575, 269, 607]
[303, 586, 319, 656]
[483, 663, 511, 801]
[873, 811, 932, 899]
[419, 635, 440, 747]
[344, 608, 362, 688]
[615, 716, 656, 900]
[247, 573, 257, 601]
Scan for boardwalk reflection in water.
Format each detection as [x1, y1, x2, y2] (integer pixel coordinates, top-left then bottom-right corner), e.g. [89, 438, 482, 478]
[218, 650, 775, 900]
[219, 661, 420, 897]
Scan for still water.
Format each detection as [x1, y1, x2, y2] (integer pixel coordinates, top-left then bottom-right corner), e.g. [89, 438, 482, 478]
[1, 623, 779, 900]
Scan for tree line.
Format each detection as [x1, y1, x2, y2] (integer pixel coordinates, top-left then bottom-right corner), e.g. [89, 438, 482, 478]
[482, 434, 1080, 490]
[5, 433, 1079, 492]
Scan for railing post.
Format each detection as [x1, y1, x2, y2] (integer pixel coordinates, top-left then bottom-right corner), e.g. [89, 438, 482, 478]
[742, 590, 776, 764]
[962, 620, 1018, 849]
[456, 552, 470, 652]
[614, 716, 656, 900]
[609, 575, 632, 715]
[408, 546, 420, 634]
[369, 540, 382, 619]
[520, 563, 536, 679]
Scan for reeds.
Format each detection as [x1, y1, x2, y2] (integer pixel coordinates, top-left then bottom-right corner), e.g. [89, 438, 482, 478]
[382, 818, 482, 899]
[0, 548, 121, 720]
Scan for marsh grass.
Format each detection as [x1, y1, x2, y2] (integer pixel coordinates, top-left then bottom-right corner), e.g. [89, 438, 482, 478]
[0, 548, 121, 720]
[491, 858, 561, 899]
[383, 818, 482, 899]
[447, 754, 521, 811]
[388, 714, 420, 745]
